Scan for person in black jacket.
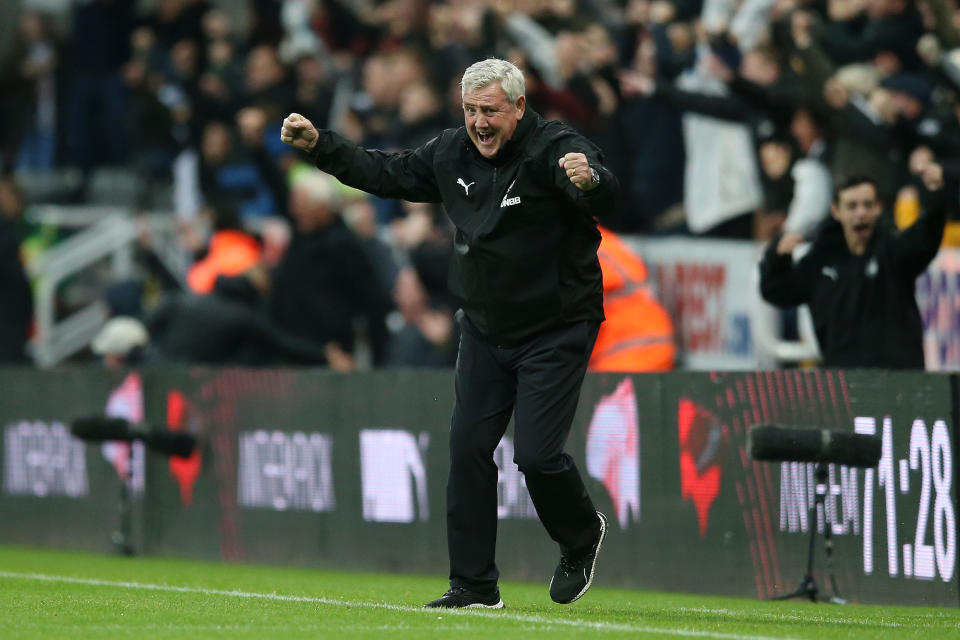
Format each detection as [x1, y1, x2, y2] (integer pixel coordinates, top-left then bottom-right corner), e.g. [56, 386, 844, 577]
[281, 58, 618, 609]
[759, 163, 947, 369]
[0, 176, 32, 363]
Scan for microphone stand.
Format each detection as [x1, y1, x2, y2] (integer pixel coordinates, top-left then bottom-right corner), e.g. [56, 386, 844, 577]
[771, 462, 846, 603]
[112, 445, 135, 556]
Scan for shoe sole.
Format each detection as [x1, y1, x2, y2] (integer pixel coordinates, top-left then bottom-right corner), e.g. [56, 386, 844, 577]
[551, 511, 607, 605]
[464, 599, 505, 609]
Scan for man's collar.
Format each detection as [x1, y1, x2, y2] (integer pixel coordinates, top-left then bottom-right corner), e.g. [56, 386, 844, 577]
[496, 108, 536, 161]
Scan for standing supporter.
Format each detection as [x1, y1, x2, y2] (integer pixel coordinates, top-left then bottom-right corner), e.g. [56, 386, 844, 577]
[615, 34, 686, 232]
[197, 119, 277, 218]
[6, 11, 59, 172]
[760, 164, 947, 368]
[63, 0, 135, 172]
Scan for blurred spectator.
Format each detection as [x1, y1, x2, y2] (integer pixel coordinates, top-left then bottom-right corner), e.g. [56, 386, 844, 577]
[392, 201, 455, 308]
[243, 44, 295, 124]
[0, 176, 33, 363]
[4, 11, 59, 172]
[820, 0, 925, 71]
[185, 205, 262, 294]
[760, 164, 948, 368]
[140, 0, 208, 52]
[290, 53, 338, 130]
[344, 197, 399, 303]
[755, 132, 796, 240]
[64, 0, 134, 172]
[0, 26, 33, 173]
[615, 35, 686, 232]
[269, 170, 391, 365]
[122, 31, 191, 208]
[192, 10, 245, 123]
[396, 81, 452, 148]
[895, 144, 960, 246]
[783, 104, 832, 237]
[197, 119, 277, 218]
[787, 13, 901, 199]
[386, 200, 457, 367]
[91, 316, 150, 368]
[387, 267, 458, 367]
[145, 286, 343, 366]
[589, 227, 676, 372]
[249, 0, 285, 47]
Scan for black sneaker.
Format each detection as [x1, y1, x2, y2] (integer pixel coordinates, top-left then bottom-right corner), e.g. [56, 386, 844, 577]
[424, 586, 505, 609]
[549, 511, 607, 604]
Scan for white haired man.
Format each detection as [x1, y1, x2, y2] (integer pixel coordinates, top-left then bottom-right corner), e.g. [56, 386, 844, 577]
[281, 58, 618, 609]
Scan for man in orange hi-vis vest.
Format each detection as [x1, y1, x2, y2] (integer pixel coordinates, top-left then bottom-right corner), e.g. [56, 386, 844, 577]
[589, 227, 676, 372]
[186, 208, 263, 295]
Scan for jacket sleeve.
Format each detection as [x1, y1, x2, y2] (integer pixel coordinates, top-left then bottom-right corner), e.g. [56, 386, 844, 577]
[653, 83, 751, 123]
[891, 182, 947, 278]
[549, 130, 620, 217]
[783, 159, 832, 236]
[306, 129, 443, 203]
[759, 234, 813, 307]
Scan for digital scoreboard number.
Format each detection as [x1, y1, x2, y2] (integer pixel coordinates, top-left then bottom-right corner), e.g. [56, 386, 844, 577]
[856, 416, 956, 582]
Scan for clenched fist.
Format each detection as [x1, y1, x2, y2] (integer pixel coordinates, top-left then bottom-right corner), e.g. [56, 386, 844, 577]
[558, 152, 598, 191]
[281, 113, 319, 152]
[776, 232, 804, 256]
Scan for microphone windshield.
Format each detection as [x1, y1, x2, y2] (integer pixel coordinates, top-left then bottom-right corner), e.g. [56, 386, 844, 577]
[71, 416, 196, 458]
[748, 424, 881, 468]
[145, 429, 196, 458]
[71, 416, 134, 442]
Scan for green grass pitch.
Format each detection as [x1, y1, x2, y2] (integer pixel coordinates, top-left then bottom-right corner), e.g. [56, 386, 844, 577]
[1, 545, 958, 639]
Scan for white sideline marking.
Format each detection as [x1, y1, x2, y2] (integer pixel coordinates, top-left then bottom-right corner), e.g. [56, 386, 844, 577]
[677, 607, 912, 629]
[0, 570, 796, 639]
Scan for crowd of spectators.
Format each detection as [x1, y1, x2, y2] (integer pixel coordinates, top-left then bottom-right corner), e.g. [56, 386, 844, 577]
[2, 0, 960, 368]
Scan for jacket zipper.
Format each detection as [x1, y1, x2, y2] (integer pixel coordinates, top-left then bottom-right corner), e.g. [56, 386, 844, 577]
[486, 167, 497, 334]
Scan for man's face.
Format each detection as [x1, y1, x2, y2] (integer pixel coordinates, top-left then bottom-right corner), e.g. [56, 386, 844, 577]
[462, 82, 525, 159]
[831, 182, 881, 253]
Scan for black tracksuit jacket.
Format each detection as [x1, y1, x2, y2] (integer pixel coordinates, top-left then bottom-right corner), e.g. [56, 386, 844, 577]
[759, 187, 946, 368]
[307, 108, 619, 343]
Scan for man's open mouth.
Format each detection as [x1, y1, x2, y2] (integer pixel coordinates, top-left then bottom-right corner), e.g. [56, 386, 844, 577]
[478, 132, 493, 144]
[854, 223, 871, 233]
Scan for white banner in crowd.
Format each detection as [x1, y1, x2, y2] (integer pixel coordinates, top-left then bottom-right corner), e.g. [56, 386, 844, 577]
[630, 237, 763, 370]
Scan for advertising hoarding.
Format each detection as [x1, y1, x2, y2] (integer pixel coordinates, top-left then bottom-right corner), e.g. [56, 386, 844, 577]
[0, 367, 955, 606]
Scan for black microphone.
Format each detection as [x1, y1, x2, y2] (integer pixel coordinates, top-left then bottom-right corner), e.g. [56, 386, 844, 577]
[71, 415, 196, 458]
[71, 416, 132, 442]
[131, 423, 196, 459]
[747, 424, 881, 468]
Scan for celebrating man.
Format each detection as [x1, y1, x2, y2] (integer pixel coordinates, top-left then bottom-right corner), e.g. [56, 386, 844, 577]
[281, 58, 618, 608]
[760, 164, 947, 368]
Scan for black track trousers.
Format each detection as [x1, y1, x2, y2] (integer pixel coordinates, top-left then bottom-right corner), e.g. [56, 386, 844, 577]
[447, 312, 602, 593]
